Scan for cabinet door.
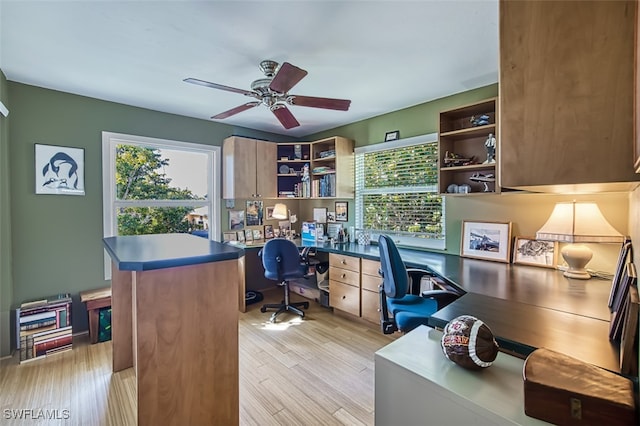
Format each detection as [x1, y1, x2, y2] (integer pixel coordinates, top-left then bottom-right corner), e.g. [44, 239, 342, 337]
[256, 141, 277, 198]
[223, 137, 257, 199]
[500, 0, 637, 190]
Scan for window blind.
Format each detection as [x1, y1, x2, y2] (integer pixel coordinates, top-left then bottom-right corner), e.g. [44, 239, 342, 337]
[355, 133, 445, 250]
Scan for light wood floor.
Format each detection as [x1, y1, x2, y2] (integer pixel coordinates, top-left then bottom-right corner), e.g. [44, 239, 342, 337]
[0, 292, 395, 425]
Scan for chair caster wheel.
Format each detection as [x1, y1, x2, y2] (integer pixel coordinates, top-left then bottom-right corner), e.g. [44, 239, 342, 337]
[260, 307, 266, 313]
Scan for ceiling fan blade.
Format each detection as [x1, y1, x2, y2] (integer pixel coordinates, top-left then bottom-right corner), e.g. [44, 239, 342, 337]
[269, 62, 308, 94]
[184, 78, 257, 97]
[288, 95, 351, 111]
[211, 102, 260, 119]
[271, 105, 300, 129]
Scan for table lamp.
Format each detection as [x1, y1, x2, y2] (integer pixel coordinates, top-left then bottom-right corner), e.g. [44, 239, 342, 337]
[536, 201, 624, 279]
[272, 203, 288, 220]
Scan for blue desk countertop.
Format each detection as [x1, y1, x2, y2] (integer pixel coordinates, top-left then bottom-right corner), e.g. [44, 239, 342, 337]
[103, 233, 244, 271]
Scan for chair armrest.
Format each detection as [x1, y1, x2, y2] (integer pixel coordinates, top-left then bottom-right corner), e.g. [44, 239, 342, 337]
[407, 268, 433, 296]
[421, 289, 460, 310]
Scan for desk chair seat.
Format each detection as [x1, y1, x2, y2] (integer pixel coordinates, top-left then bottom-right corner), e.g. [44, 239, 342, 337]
[259, 239, 310, 322]
[378, 234, 460, 334]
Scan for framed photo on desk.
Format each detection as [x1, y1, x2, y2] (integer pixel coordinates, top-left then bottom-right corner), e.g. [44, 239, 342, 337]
[513, 237, 557, 268]
[461, 221, 512, 263]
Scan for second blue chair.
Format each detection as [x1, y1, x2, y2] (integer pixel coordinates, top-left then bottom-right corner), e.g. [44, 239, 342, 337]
[378, 234, 460, 333]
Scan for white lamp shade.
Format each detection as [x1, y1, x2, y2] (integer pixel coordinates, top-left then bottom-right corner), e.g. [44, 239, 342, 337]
[272, 203, 288, 220]
[536, 202, 624, 243]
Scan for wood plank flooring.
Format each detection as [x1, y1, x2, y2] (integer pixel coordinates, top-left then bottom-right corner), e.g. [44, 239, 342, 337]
[0, 292, 395, 425]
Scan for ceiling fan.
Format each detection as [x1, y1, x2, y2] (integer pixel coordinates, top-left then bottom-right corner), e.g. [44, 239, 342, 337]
[184, 60, 351, 129]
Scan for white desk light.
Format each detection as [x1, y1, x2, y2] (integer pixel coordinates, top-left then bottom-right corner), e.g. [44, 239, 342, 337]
[536, 201, 624, 279]
[272, 203, 288, 220]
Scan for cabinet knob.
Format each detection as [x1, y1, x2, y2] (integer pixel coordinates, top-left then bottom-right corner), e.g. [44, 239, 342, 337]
[342, 295, 346, 300]
[341, 274, 346, 279]
[341, 259, 346, 264]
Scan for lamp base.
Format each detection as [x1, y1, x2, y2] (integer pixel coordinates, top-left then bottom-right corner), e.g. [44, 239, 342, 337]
[562, 269, 592, 280]
[561, 243, 593, 280]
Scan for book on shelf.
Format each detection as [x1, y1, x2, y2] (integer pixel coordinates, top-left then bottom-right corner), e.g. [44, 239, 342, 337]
[20, 293, 71, 309]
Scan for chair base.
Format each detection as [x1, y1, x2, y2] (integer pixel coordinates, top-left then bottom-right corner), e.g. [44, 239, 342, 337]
[260, 281, 309, 322]
[260, 301, 309, 322]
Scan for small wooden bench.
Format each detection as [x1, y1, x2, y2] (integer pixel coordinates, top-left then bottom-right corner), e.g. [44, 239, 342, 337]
[80, 287, 112, 344]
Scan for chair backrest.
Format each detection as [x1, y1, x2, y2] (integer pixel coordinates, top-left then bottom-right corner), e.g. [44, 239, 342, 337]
[378, 234, 409, 299]
[261, 238, 305, 282]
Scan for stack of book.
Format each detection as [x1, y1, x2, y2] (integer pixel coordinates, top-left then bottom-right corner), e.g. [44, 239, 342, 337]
[16, 293, 72, 363]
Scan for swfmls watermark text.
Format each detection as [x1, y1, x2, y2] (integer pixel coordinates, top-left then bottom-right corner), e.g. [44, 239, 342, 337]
[3, 408, 70, 420]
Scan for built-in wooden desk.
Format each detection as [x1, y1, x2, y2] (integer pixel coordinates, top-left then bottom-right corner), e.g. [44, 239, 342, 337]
[298, 242, 619, 372]
[103, 233, 244, 426]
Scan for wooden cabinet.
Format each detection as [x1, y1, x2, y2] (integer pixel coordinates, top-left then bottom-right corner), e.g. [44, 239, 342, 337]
[222, 136, 277, 199]
[329, 253, 361, 316]
[500, 0, 639, 192]
[438, 98, 498, 195]
[361, 258, 381, 324]
[277, 136, 354, 198]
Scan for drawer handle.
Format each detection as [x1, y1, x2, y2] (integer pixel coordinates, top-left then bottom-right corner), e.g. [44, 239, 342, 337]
[341, 259, 347, 264]
[342, 295, 346, 299]
[341, 274, 346, 279]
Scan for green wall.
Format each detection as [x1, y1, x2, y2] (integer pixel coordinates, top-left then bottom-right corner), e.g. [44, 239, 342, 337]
[1, 82, 289, 356]
[0, 70, 12, 357]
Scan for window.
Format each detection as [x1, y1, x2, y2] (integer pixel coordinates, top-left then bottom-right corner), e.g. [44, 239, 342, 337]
[102, 132, 220, 277]
[355, 133, 445, 250]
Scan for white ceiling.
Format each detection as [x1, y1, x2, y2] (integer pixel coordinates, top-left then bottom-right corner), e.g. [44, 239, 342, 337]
[0, 0, 499, 138]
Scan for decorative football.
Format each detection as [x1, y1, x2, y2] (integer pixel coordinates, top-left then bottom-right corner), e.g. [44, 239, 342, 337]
[441, 315, 499, 370]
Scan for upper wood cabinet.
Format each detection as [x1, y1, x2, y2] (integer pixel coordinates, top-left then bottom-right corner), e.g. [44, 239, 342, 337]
[222, 136, 277, 199]
[500, 0, 639, 192]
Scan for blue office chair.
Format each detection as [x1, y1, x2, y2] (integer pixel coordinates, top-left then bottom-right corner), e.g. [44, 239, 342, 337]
[378, 234, 460, 333]
[259, 238, 310, 322]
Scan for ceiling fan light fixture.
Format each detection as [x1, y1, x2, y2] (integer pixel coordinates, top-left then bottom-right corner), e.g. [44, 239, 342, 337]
[184, 59, 351, 129]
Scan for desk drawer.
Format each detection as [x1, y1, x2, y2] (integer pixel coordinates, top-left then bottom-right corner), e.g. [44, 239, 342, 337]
[361, 258, 380, 277]
[329, 266, 360, 287]
[330, 280, 360, 316]
[329, 253, 360, 273]
[361, 289, 380, 324]
[361, 273, 380, 293]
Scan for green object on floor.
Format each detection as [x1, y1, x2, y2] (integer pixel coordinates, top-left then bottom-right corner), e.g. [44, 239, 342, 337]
[98, 307, 112, 342]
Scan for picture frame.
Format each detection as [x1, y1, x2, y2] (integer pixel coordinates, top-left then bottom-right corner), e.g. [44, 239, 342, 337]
[222, 231, 237, 242]
[335, 201, 348, 222]
[620, 285, 639, 376]
[266, 206, 275, 220]
[460, 220, 512, 263]
[610, 262, 637, 342]
[264, 224, 274, 239]
[244, 229, 254, 242]
[229, 210, 245, 230]
[512, 237, 558, 268]
[236, 231, 245, 243]
[246, 200, 263, 226]
[327, 211, 336, 222]
[35, 144, 85, 195]
[385, 130, 400, 142]
[609, 240, 633, 309]
[252, 228, 263, 241]
[313, 207, 328, 223]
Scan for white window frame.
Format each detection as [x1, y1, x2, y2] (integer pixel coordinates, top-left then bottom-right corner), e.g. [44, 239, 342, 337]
[355, 133, 445, 250]
[102, 131, 220, 279]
